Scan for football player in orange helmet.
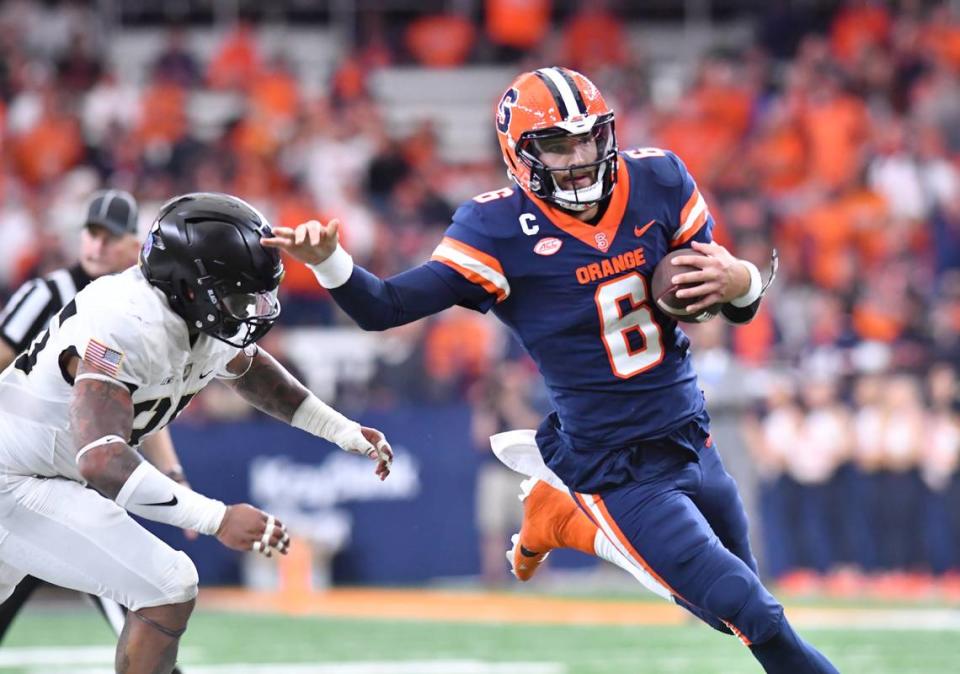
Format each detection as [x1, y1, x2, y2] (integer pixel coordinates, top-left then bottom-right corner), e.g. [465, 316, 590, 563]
[265, 66, 834, 673]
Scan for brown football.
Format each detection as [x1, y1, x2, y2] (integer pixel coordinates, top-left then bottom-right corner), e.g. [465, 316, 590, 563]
[650, 249, 721, 323]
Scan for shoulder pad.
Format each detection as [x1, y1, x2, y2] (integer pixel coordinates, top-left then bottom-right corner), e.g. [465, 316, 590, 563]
[84, 271, 166, 329]
[622, 148, 684, 188]
[453, 187, 524, 240]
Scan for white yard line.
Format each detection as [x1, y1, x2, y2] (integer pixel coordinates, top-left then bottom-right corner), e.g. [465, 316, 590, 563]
[3, 649, 565, 674]
[0, 645, 199, 670]
[790, 608, 960, 631]
[155, 664, 565, 674]
[0, 646, 116, 667]
[34, 662, 565, 674]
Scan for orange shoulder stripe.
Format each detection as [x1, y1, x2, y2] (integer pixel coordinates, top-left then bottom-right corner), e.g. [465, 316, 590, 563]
[430, 255, 507, 302]
[438, 236, 505, 275]
[670, 210, 710, 248]
[680, 187, 701, 226]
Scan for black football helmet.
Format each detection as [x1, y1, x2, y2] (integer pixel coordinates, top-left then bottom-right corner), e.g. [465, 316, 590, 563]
[140, 192, 284, 348]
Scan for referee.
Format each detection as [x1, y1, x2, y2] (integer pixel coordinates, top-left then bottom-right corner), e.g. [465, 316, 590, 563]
[0, 190, 191, 674]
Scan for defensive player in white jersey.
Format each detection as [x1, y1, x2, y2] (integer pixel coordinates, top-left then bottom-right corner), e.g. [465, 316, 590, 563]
[0, 193, 392, 674]
[0, 190, 194, 670]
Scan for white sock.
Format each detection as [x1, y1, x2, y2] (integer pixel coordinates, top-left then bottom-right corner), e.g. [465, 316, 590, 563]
[593, 530, 673, 601]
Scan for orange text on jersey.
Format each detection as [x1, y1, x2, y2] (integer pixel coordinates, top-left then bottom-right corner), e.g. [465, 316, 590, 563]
[575, 248, 647, 285]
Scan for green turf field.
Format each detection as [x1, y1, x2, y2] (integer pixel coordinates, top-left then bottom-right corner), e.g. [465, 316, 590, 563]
[2, 605, 958, 674]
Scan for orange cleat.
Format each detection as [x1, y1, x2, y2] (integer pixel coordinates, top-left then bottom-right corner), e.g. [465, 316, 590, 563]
[507, 477, 599, 581]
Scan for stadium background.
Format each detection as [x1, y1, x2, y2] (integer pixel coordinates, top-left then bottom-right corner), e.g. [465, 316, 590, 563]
[1, 0, 959, 672]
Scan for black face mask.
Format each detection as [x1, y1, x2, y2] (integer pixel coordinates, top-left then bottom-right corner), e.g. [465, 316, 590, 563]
[213, 288, 282, 348]
[516, 114, 618, 211]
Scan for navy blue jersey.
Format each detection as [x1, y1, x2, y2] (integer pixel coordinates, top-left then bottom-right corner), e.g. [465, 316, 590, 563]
[427, 149, 714, 453]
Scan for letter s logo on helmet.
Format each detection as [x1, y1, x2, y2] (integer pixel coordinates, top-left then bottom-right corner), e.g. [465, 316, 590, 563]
[496, 87, 519, 134]
[495, 67, 618, 213]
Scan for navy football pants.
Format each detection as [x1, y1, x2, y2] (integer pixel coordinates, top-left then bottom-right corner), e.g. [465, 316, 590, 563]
[573, 439, 839, 673]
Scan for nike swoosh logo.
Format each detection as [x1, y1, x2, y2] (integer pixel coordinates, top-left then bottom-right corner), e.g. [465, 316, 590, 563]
[140, 495, 178, 507]
[198, 370, 214, 380]
[634, 220, 656, 238]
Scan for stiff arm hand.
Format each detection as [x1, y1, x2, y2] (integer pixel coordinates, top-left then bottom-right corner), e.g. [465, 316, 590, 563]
[262, 219, 341, 265]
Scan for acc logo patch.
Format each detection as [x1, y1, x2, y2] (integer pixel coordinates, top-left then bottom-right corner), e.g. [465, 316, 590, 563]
[534, 237, 563, 256]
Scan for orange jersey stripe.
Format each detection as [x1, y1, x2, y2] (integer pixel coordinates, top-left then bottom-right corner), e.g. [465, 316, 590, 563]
[680, 187, 701, 226]
[430, 255, 508, 302]
[670, 209, 710, 248]
[437, 237, 504, 276]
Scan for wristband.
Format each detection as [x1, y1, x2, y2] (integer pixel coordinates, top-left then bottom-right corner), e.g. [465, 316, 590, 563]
[730, 260, 762, 307]
[308, 245, 354, 289]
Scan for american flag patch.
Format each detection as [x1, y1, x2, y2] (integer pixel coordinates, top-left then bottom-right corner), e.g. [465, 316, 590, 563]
[84, 339, 124, 377]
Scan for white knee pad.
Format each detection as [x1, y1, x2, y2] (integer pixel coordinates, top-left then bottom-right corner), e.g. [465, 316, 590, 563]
[165, 551, 199, 604]
[129, 551, 198, 611]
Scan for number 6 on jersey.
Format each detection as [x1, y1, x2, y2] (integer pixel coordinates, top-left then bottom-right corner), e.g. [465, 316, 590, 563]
[595, 272, 664, 378]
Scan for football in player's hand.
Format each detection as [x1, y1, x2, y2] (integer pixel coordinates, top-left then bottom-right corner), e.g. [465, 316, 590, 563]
[651, 249, 721, 323]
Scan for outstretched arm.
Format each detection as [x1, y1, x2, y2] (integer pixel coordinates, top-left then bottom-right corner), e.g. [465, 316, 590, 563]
[220, 346, 393, 480]
[330, 264, 466, 330]
[263, 219, 481, 331]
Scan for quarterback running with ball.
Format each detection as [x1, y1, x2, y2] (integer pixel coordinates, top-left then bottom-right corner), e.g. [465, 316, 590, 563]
[265, 67, 838, 673]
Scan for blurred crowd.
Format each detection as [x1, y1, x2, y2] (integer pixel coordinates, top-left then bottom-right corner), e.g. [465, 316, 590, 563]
[2, 0, 960, 582]
[744, 367, 960, 590]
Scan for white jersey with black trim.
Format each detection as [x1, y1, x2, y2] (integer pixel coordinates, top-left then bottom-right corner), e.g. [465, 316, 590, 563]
[0, 267, 240, 482]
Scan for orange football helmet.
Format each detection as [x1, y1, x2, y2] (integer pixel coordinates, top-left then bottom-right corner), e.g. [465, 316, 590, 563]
[496, 67, 617, 211]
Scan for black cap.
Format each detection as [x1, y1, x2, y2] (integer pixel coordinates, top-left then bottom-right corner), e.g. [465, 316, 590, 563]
[84, 190, 138, 236]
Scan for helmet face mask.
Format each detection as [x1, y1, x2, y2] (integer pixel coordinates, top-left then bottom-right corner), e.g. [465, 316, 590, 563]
[216, 287, 281, 348]
[140, 193, 284, 349]
[496, 67, 619, 212]
[516, 114, 617, 211]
